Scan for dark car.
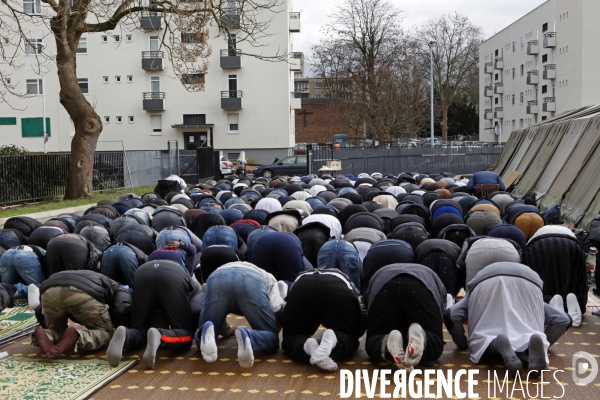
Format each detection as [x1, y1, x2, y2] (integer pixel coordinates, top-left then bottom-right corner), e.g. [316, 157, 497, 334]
[253, 156, 308, 178]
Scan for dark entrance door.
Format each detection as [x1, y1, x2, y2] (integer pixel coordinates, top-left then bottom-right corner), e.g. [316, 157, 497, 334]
[184, 132, 207, 150]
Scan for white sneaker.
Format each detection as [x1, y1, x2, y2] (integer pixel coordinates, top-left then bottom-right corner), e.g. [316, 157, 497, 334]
[566, 293, 582, 327]
[405, 324, 426, 367]
[235, 327, 254, 368]
[386, 330, 406, 368]
[200, 321, 218, 362]
[549, 294, 563, 311]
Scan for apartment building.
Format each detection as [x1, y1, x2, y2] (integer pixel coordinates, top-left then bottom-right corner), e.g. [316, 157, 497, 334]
[478, 0, 600, 142]
[293, 77, 354, 99]
[0, 2, 302, 163]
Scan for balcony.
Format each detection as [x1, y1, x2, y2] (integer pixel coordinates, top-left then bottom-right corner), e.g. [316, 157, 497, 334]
[141, 51, 164, 70]
[494, 57, 504, 69]
[143, 92, 165, 111]
[221, 91, 243, 109]
[494, 107, 504, 119]
[543, 32, 556, 48]
[222, 9, 240, 28]
[527, 70, 539, 85]
[543, 64, 556, 80]
[527, 100, 538, 114]
[494, 82, 504, 94]
[484, 109, 493, 120]
[543, 97, 556, 112]
[289, 12, 301, 32]
[291, 92, 302, 110]
[220, 49, 242, 68]
[141, 12, 161, 29]
[290, 52, 302, 71]
[527, 40, 539, 55]
[484, 62, 493, 74]
[484, 86, 493, 97]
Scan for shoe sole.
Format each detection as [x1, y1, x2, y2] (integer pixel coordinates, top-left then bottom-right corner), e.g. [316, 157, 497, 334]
[107, 326, 126, 367]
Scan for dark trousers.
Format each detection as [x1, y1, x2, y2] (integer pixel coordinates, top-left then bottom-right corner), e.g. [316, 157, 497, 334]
[365, 275, 444, 364]
[282, 274, 365, 363]
[124, 263, 194, 352]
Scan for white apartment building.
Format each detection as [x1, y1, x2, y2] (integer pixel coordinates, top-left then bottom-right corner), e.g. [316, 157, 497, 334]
[0, 1, 303, 164]
[478, 0, 600, 142]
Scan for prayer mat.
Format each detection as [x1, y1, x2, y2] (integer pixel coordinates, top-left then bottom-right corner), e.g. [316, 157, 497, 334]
[0, 306, 38, 345]
[0, 356, 137, 399]
[585, 289, 600, 315]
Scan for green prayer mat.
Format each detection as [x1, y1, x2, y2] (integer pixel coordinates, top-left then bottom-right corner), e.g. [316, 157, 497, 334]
[0, 306, 38, 345]
[0, 357, 137, 399]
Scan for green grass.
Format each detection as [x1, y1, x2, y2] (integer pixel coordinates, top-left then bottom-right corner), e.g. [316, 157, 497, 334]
[0, 185, 156, 218]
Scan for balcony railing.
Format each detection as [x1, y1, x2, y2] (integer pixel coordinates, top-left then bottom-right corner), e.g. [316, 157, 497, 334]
[290, 12, 301, 32]
[222, 6, 241, 27]
[527, 40, 539, 55]
[543, 32, 556, 48]
[221, 91, 243, 109]
[143, 92, 166, 111]
[290, 12, 301, 19]
[527, 100, 538, 114]
[144, 92, 165, 100]
[527, 70, 539, 85]
[141, 51, 164, 70]
[484, 109, 493, 119]
[141, 11, 162, 29]
[484, 86, 493, 97]
[543, 97, 556, 112]
[494, 57, 504, 69]
[494, 82, 504, 94]
[290, 92, 302, 110]
[494, 107, 504, 118]
[484, 62, 493, 74]
[220, 49, 242, 68]
[543, 64, 556, 80]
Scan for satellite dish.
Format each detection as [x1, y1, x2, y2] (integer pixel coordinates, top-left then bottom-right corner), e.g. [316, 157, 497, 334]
[494, 125, 502, 136]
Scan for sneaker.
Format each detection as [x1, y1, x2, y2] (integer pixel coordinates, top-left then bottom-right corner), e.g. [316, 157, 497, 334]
[405, 324, 425, 367]
[200, 321, 217, 363]
[235, 327, 254, 368]
[386, 330, 405, 367]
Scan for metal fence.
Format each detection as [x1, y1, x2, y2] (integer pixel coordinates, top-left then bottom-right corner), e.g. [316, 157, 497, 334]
[0, 152, 125, 204]
[309, 145, 503, 176]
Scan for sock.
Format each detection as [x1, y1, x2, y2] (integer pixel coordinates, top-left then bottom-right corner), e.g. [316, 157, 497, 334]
[386, 330, 405, 367]
[310, 330, 338, 371]
[277, 281, 288, 299]
[142, 328, 161, 370]
[304, 338, 318, 356]
[235, 327, 254, 368]
[107, 326, 127, 367]
[566, 293, 582, 327]
[405, 324, 426, 367]
[493, 334, 523, 376]
[200, 321, 218, 363]
[527, 334, 547, 376]
[28, 284, 40, 309]
[549, 294, 563, 311]
[446, 293, 455, 310]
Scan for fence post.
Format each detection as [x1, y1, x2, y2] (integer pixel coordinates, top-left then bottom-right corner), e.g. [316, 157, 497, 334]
[307, 144, 313, 175]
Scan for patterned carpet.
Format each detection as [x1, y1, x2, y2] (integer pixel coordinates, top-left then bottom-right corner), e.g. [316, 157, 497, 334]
[0, 295, 599, 399]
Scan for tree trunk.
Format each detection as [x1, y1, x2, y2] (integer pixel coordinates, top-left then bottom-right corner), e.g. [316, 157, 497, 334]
[52, 24, 103, 200]
[441, 104, 449, 141]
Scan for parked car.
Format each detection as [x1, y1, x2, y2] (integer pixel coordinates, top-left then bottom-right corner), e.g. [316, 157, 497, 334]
[253, 155, 308, 178]
[220, 156, 233, 175]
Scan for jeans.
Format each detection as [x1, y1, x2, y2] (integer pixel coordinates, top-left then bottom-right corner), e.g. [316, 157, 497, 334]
[317, 240, 361, 288]
[202, 226, 238, 249]
[0, 230, 22, 249]
[156, 228, 191, 261]
[101, 244, 139, 287]
[198, 267, 279, 352]
[0, 249, 45, 297]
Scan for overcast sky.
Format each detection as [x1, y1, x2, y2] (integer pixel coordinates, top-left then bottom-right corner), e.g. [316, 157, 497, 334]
[293, 0, 547, 75]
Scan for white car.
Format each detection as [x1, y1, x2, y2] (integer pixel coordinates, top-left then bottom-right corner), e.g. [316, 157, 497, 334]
[220, 156, 233, 175]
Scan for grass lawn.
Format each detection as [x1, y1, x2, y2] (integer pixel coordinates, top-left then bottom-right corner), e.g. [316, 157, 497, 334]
[0, 185, 156, 218]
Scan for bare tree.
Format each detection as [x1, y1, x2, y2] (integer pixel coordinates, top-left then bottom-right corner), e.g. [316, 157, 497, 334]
[0, 0, 284, 199]
[414, 13, 482, 141]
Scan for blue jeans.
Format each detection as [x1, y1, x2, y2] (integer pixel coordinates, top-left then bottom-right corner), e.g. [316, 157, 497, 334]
[317, 240, 361, 288]
[156, 228, 191, 261]
[0, 249, 45, 297]
[202, 226, 238, 249]
[100, 243, 139, 287]
[198, 267, 279, 352]
[0, 230, 22, 249]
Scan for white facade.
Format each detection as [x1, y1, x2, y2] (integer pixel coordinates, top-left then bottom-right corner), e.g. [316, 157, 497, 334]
[0, 2, 301, 164]
[478, 0, 600, 142]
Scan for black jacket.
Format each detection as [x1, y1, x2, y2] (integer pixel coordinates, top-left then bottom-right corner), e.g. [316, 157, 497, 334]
[40, 270, 132, 327]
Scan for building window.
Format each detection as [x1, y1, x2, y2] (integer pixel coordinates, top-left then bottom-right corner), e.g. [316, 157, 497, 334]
[542, 85, 548, 94]
[127, 75, 133, 83]
[512, 94, 515, 105]
[495, 49, 498, 56]
[104, 116, 110, 124]
[102, 35, 108, 43]
[181, 32, 204, 44]
[76, 37, 87, 54]
[150, 115, 162, 135]
[512, 41, 516, 52]
[542, 22, 548, 32]
[126, 35, 132, 43]
[23, 0, 41, 14]
[521, 37, 524, 49]
[128, 116, 134, 123]
[512, 68, 515, 79]
[494, 73, 498, 81]
[116, 116, 122, 123]
[115, 76, 121, 83]
[495, 97, 499, 104]
[227, 113, 239, 133]
[542, 54, 548, 63]
[103, 76, 109, 84]
[114, 35, 120, 42]
[182, 73, 205, 85]
[5, 78, 11, 85]
[24, 39, 43, 55]
[542, 116, 547, 121]
[78, 78, 89, 94]
[520, 92, 523, 104]
[294, 81, 309, 91]
[315, 82, 322, 89]
[520, 65, 524, 77]
[26, 79, 43, 95]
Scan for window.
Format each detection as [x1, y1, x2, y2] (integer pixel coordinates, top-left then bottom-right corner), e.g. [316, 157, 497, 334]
[24, 39, 43, 55]
[520, 65, 524, 76]
[542, 116, 547, 121]
[512, 41, 516, 52]
[227, 114, 239, 133]
[102, 35, 108, 43]
[495, 49, 498, 56]
[315, 82, 322, 89]
[315, 94, 322, 98]
[116, 116, 122, 123]
[150, 115, 162, 135]
[542, 54, 548, 63]
[5, 78, 11, 85]
[26, 79, 43, 95]
[520, 92, 523, 104]
[294, 81, 309, 91]
[512, 68, 515, 79]
[542, 85, 547, 94]
[128, 116, 134, 123]
[114, 35, 120, 42]
[76, 37, 87, 54]
[495, 97, 499, 104]
[182, 73, 205, 85]
[77, 78, 89, 94]
[150, 76, 160, 93]
[512, 94, 515, 105]
[23, 0, 41, 14]
[183, 114, 206, 124]
[542, 22, 548, 32]
[494, 73, 498, 81]
[104, 116, 110, 124]
[126, 35, 132, 43]
[3, 37, 8, 45]
[103, 76, 109, 84]
[182, 32, 203, 44]
[115, 76, 121, 83]
[521, 37, 524, 49]
[127, 75, 133, 83]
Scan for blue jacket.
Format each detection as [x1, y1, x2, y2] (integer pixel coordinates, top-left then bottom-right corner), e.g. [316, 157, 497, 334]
[466, 171, 505, 191]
